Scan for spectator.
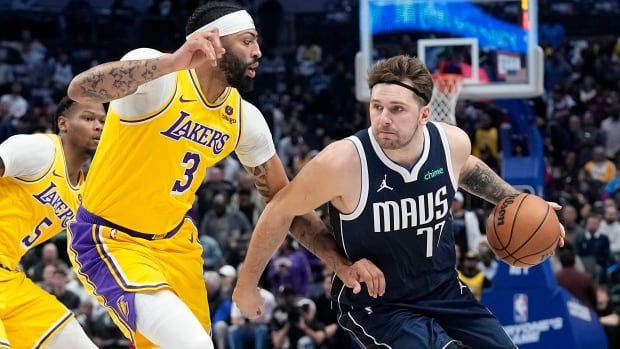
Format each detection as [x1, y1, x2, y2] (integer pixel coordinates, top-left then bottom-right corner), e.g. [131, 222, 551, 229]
[599, 204, 620, 259]
[267, 236, 312, 297]
[200, 193, 252, 257]
[271, 298, 326, 349]
[312, 272, 351, 349]
[205, 271, 233, 349]
[199, 234, 223, 271]
[477, 241, 499, 282]
[560, 204, 586, 242]
[555, 244, 597, 310]
[296, 40, 322, 77]
[0, 82, 28, 119]
[27, 242, 66, 282]
[575, 214, 612, 281]
[49, 264, 81, 311]
[457, 251, 492, 300]
[451, 191, 482, 261]
[584, 146, 617, 184]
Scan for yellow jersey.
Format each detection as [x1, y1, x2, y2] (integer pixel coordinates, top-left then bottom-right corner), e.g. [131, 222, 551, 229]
[82, 69, 241, 233]
[0, 135, 82, 270]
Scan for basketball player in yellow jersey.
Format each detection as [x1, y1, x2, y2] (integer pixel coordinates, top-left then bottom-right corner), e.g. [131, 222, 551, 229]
[0, 96, 104, 349]
[66, 2, 385, 349]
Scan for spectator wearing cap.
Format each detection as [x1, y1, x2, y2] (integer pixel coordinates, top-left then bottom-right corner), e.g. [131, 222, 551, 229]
[451, 191, 482, 264]
[205, 271, 233, 349]
[219, 264, 238, 297]
[457, 251, 492, 300]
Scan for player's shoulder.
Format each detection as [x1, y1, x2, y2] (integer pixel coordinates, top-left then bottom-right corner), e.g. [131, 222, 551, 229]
[121, 47, 165, 61]
[312, 139, 358, 169]
[240, 99, 264, 118]
[433, 122, 470, 145]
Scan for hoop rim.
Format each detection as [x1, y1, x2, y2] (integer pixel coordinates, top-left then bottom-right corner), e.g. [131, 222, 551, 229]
[432, 73, 464, 83]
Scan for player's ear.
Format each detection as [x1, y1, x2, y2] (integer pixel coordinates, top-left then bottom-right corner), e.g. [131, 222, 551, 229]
[419, 104, 431, 123]
[57, 115, 68, 133]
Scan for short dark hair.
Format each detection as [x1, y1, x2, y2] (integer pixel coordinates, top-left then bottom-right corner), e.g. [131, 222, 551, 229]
[558, 246, 576, 267]
[185, 1, 244, 37]
[367, 55, 434, 106]
[54, 96, 77, 133]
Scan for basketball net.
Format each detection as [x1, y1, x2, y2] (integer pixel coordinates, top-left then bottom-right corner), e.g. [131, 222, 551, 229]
[429, 74, 463, 125]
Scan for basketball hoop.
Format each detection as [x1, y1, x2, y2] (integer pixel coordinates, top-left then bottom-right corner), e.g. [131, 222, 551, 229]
[429, 74, 464, 125]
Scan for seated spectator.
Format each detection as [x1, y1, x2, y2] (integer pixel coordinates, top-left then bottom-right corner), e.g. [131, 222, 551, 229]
[312, 272, 351, 349]
[575, 214, 612, 282]
[205, 271, 233, 349]
[271, 298, 327, 349]
[199, 234, 223, 271]
[599, 204, 620, 260]
[457, 251, 491, 300]
[200, 193, 252, 258]
[596, 285, 620, 348]
[27, 242, 66, 282]
[560, 204, 585, 242]
[267, 236, 312, 297]
[451, 191, 482, 262]
[477, 241, 499, 282]
[49, 264, 81, 311]
[584, 146, 616, 184]
[555, 244, 597, 310]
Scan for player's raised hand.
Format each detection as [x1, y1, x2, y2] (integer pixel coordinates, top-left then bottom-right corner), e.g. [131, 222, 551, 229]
[172, 28, 226, 70]
[232, 285, 265, 320]
[335, 258, 385, 298]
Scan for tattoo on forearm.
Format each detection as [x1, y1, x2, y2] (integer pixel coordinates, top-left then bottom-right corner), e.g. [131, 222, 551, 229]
[75, 58, 160, 103]
[244, 164, 273, 200]
[460, 162, 519, 204]
[290, 215, 343, 269]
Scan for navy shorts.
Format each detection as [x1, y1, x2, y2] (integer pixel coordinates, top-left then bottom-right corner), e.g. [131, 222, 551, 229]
[337, 276, 516, 349]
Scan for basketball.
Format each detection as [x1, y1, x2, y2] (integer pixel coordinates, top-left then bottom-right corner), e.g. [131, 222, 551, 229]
[485, 193, 561, 267]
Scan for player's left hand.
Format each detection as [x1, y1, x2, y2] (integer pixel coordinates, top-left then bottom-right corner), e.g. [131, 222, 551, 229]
[547, 201, 565, 248]
[232, 285, 264, 320]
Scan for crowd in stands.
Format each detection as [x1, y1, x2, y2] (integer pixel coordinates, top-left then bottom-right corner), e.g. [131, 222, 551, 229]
[2, 0, 620, 348]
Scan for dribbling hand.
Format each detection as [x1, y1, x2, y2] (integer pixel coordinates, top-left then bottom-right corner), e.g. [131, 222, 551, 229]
[547, 201, 566, 248]
[232, 285, 265, 320]
[335, 258, 386, 298]
[172, 28, 226, 70]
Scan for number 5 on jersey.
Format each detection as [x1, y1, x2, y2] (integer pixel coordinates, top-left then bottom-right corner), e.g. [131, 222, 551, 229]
[172, 152, 201, 194]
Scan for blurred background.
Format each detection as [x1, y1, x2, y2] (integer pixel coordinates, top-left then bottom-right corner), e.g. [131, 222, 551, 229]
[1, 0, 620, 348]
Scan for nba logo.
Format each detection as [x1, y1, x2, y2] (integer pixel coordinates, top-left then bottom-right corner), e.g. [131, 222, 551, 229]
[513, 293, 528, 323]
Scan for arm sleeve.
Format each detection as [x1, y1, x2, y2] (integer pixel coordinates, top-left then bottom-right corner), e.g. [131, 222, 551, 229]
[0, 134, 55, 178]
[109, 48, 177, 119]
[235, 100, 276, 167]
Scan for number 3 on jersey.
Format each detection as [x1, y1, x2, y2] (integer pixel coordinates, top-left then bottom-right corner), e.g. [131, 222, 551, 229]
[172, 152, 201, 194]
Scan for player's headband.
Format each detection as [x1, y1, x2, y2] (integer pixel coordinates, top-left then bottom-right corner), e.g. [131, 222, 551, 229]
[186, 10, 255, 40]
[372, 80, 430, 105]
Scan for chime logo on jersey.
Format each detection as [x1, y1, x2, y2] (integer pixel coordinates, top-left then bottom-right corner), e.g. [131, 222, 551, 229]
[32, 182, 74, 228]
[161, 111, 230, 154]
[372, 186, 449, 233]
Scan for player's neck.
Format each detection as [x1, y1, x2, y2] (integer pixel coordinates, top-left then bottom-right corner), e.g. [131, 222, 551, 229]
[195, 65, 229, 103]
[383, 128, 425, 169]
[60, 137, 88, 186]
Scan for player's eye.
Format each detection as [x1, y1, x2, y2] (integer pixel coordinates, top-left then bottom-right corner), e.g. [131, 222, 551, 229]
[391, 106, 404, 113]
[372, 104, 383, 111]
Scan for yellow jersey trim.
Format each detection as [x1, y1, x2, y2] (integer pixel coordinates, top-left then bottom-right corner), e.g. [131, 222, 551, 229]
[119, 82, 179, 124]
[188, 69, 231, 109]
[33, 311, 73, 349]
[93, 225, 170, 293]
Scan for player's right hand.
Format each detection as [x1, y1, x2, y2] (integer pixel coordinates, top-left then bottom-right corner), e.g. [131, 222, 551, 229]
[335, 258, 386, 298]
[232, 284, 265, 320]
[172, 28, 226, 69]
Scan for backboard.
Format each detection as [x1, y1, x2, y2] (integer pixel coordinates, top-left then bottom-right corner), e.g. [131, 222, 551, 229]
[356, 0, 543, 102]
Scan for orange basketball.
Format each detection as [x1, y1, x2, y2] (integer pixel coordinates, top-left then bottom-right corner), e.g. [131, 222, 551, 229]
[485, 193, 561, 267]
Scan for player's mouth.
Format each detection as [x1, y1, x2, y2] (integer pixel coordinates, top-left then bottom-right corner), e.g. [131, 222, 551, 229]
[92, 137, 100, 144]
[246, 62, 259, 78]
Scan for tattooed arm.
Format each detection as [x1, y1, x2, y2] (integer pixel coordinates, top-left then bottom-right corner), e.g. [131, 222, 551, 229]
[67, 29, 224, 104]
[459, 157, 520, 204]
[440, 122, 520, 204]
[67, 55, 171, 104]
[243, 156, 351, 274]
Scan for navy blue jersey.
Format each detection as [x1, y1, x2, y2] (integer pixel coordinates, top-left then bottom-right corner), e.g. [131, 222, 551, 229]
[330, 122, 458, 308]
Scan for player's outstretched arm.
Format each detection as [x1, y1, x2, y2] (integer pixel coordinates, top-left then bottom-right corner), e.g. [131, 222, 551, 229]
[235, 141, 384, 319]
[68, 29, 225, 104]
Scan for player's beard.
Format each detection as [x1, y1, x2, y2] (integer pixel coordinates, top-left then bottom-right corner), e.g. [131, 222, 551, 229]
[219, 51, 254, 92]
[373, 122, 418, 150]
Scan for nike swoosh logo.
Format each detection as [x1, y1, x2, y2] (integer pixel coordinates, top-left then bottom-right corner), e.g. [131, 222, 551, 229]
[52, 170, 63, 178]
[179, 95, 197, 103]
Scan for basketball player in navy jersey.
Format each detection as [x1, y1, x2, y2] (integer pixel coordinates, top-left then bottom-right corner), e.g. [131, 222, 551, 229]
[234, 55, 565, 348]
